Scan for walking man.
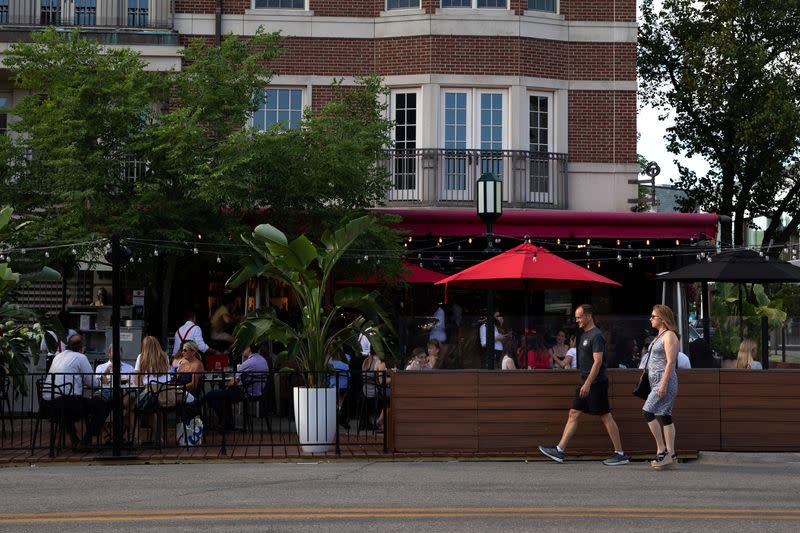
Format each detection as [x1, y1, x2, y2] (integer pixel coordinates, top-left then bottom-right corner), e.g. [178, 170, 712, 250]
[538, 304, 629, 466]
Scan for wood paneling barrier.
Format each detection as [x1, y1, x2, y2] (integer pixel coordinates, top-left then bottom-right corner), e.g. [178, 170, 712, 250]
[390, 369, 800, 454]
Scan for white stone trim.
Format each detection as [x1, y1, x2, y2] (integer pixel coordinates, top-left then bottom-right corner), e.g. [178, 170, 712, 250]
[568, 164, 639, 212]
[173, 13, 636, 43]
[0, 43, 182, 72]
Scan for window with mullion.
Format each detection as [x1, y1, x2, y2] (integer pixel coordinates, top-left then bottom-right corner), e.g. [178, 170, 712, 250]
[253, 88, 303, 131]
[441, 0, 508, 7]
[393, 92, 418, 191]
[0, 96, 9, 136]
[387, 0, 420, 9]
[254, 0, 304, 8]
[529, 94, 551, 194]
[444, 92, 468, 191]
[528, 0, 556, 13]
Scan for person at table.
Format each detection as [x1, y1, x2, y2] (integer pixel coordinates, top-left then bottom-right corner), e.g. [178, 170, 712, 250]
[404, 347, 430, 370]
[206, 344, 269, 430]
[736, 339, 762, 369]
[94, 345, 135, 398]
[46, 334, 111, 447]
[426, 339, 444, 369]
[327, 352, 351, 428]
[429, 302, 447, 343]
[93, 287, 108, 306]
[550, 329, 569, 365]
[552, 333, 577, 369]
[174, 341, 205, 405]
[135, 336, 171, 385]
[501, 345, 517, 370]
[210, 294, 236, 346]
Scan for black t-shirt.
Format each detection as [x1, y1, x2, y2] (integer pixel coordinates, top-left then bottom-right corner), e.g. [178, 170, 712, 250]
[578, 327, 607, 382]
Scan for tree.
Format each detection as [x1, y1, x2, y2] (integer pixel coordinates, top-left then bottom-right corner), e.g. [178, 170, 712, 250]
[0, 29, 404, 334]
[229, 215, 394, 385]
[639, 0, 800, 249]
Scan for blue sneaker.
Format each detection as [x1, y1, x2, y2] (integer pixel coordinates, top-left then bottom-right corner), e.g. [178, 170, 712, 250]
[538, 445, 564, 463]
[603, 453, 630, 466]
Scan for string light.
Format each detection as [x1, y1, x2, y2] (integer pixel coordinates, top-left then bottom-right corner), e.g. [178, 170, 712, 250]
[437, 237, 442, 245]
[616, 253, 621, 262]
[449, 254, 454, 264]
[628, 261, 633, 269]
[637, 252, 642, 260]
[675, 240, 680, 246]
[216, 256, 222, 264]
[153, 249, 159, 257]
[616, 239, 620, 246]
[137, 257, 142, 263]
[44, 251, 49, 258]
[192, 247, 199, 255]
[407, 236, 412, 243]
[363, 254, 369, 261]
[532, 251, 538, 263]
[129, 256, 135, 263]
[596, 261, 601, 268]
[646, 239, 651, 246]
[468, 238, 473, 244]
[556, 238, 561, 245]
[71, 248, 77, 255]
[586, 238, 591, 245]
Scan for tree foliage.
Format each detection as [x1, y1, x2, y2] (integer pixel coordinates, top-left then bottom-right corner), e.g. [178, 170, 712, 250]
[639, 0, 800, 248]
[0, 29, 405, 316]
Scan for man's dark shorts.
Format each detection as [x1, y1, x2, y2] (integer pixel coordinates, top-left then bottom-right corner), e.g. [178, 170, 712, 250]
[572, 379, 610, 415]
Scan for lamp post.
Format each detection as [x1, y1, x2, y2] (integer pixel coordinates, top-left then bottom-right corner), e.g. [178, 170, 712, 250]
[476, 172, 503, 369]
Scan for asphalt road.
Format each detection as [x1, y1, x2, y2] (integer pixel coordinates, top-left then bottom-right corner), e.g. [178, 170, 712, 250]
[1, 454, 799, 532]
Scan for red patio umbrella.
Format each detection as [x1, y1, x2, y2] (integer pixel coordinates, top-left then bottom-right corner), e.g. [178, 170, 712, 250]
[435, 243, 621, 291]
[338, 261, 447, 286]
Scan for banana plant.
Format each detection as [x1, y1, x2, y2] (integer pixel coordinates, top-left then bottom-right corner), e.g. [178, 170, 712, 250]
[228, 215, 394, 386]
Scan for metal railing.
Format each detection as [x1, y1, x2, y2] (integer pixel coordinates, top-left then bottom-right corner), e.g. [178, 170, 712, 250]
[379, 148, 568, 209]
[0, 370, 388, 457]
[1, 0, 173, 30]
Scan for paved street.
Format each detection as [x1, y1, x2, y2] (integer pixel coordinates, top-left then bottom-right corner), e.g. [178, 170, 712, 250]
[1, 455, 799, 532]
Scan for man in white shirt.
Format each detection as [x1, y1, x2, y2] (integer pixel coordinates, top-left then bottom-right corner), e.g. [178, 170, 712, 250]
[429, 304, 447, 343]
[172, 310, 211, 357]
[46, 334, 111, 447]
[94, 345, 136, 393]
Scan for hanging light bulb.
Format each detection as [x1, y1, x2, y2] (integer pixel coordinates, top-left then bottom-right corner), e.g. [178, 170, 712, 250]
[44, 251, 49, 258]
[556, 238, 561, 245]
[129, 256, 135, 263]
[376, 259, 381, 265]
[586, 250, 590, 257]
[71, 247, 77, 255]
[457, 245, 462, 251]
[628, 261, 633, 269]
[596, 261, 601, 268]
[404, 242, 408, 248]
[449, 254, 454, 264]
[192, 247, 198, 255]
[532, 251, 538, 263]
[586, 262, 591, 269]
[675, 240, 680, 246]
[408, 236, 413, 243]
[616, 253, 621, 262]
[586, 238, 591, 245]
[616, 239, 620, 246]
[637, 252, 642, 260]
[216, 256, 222, 264]
[468, 237, 473, 244]
[783, 247, 789, 254]
[363, 254, 369, 261]
[646, 239, 651, 246]
[419, 262, 423, 268]
[437, 237, 443, 245]
[651, 256, 655, 261]
[137, 257, 142, 263]
[153, 249, 159, 257]
[417, 253, 422, 259]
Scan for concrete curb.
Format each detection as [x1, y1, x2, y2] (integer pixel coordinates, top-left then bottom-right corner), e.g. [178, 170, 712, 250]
[696, 451, 800, 464]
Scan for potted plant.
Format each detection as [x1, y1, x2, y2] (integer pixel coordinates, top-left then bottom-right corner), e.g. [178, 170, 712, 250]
[229, 215, 392, 452]
[0, 207, 62, 395]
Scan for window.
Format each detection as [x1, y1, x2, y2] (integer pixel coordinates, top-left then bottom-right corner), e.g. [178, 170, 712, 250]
[0, 96, 8, 136]
[128, 0, 149, 27]
[391, 91, 418, 195]
[253, 88, 303, 131]
[254, 0, 304, 8]
[528, 93, 553, 197]
[440, 89, 506, 199]
[387, 0, 420, 9]
[40, 0, 61, 25]
[528, 0, 556, 13]
[441, 0, 507, 7]
[75, 0, 97, 26]
[0, 0, 8, 24]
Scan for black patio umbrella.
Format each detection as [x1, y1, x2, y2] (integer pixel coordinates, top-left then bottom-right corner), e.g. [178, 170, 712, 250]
[656, 249, 800, 283]
[657, 249, 800, 368]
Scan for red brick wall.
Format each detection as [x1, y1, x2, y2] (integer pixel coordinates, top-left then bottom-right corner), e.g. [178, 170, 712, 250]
[311, 0, 381, 17]
[255, 36, 634, 81]
[568, 90, 636, 164]
[175, 0, 636, 21]
[561, 0, 636, 22]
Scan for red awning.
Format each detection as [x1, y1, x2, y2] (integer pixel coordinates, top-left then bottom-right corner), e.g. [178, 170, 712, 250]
[373, 208, 719, 240]
[338, 261, 446, 286]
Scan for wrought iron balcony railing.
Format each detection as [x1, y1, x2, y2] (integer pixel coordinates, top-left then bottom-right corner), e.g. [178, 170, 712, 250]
[378, 148, 568, 209]
[0, 0, 172, 30]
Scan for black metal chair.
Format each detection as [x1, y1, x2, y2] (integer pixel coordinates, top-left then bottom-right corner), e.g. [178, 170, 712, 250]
[32, 379, 75, 457]
[238, 372, 272, 435]
[0, 371, 13, 440]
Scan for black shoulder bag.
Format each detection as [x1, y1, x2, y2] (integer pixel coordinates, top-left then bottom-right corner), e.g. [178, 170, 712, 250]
[633, 331, 667, 400]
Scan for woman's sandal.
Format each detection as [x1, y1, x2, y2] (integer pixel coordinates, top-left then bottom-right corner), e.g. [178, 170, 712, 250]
[652, 450, 673, 469]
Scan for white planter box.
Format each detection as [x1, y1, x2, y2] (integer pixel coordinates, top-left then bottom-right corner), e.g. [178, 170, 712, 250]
[293, 387, 336, 453]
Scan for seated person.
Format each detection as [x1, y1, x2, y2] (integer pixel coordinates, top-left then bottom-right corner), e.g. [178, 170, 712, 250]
[522, 335, 551, 369]
[736, 339, 762, 369]
[426, 339, 444, 369]
[552, 333, 577, 369]
[46, 334, 110, 447]
[174, 341, 205, 405]
[501, 348, 517, 370]
[405, 347, 430, 371]
[206, 344, 269, 429]
[688, 337, 718, 368]
[94, 345, 136, 400]
[327, 353, 351, 428]
[677, 350, 692, 369]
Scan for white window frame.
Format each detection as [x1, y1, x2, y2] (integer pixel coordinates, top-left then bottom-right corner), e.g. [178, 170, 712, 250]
[527, 90, 554, 203]
[388, 88, 422, 200]
[440, 0, 509, 9]
[386, 0, 421, 10]
[526, 0, 558, 14]
[251, 87, 305, 132]
[0, 93, 10, 136]
[439, 88, 508, 201]
[251, 0, 308, 10]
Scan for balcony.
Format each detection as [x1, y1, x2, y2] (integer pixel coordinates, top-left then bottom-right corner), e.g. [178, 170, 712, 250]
[0, 0, 173, 30]
[379, 148, 568, 209]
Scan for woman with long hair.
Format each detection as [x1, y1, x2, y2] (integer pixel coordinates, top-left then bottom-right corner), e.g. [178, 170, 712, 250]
[642, 304, 680, 469]
[736, 339, 762, 369]
[135, 336, 170, 386]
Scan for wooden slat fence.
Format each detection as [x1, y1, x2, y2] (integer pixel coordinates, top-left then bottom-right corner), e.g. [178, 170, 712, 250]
[391, 369, 800, 455]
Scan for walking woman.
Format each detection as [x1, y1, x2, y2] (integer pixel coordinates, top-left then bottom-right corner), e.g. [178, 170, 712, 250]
[643, 304, 680, 469]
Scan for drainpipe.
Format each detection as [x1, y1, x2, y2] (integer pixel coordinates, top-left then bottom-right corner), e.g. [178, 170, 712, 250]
[215, 0, 222, 45]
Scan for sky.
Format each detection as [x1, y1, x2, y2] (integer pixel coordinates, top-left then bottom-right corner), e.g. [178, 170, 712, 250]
[635, 0, 711, 186]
